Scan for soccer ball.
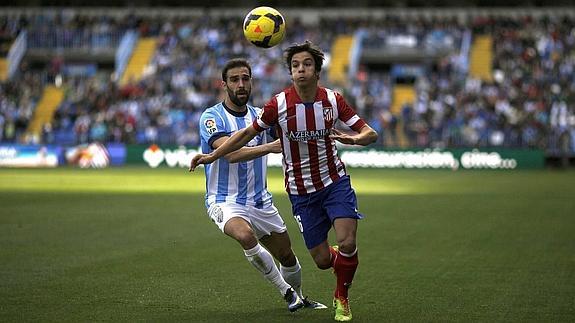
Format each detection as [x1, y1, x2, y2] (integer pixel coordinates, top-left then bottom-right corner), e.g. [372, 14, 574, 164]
[243, 6, 286, 48]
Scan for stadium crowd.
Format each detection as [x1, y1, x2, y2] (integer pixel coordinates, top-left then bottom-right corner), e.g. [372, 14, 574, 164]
[0, 11, 574, 155]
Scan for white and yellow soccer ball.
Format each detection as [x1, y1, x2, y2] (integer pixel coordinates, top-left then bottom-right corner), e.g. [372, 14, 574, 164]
[243, 6, 286, 48]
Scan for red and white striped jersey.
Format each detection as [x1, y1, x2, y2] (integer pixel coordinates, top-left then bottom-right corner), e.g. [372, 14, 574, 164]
[253, 85, 366, 195]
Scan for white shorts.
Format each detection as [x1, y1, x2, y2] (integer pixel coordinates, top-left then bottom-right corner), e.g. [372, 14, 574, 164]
[207, 202, 287, 240]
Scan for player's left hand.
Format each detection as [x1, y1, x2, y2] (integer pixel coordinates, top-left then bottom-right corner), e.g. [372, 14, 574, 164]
[189, 153, 215, 172]
[329, 128, 357, 145]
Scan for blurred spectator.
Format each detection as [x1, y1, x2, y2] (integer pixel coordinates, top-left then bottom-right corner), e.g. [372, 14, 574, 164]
[0, 10, 573, 157]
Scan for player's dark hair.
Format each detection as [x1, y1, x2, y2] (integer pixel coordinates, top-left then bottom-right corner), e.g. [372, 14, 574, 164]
[284, 40, 325, 75]
[222, 58, 252, 81]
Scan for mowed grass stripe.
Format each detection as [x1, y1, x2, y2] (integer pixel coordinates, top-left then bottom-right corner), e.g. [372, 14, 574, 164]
[1, 167, 574, 196]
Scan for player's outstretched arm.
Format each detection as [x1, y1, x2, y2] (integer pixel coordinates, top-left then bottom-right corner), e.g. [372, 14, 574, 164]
[189, 126, 260, 171]
[330, 125, 378, 146]
[224, 139, 281, 163]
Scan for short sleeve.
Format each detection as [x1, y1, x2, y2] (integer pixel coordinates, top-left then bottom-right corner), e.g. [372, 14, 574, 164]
[335, 92, 366, 132]
[199, 110, 230, 149]
[253, 96, 279, 132]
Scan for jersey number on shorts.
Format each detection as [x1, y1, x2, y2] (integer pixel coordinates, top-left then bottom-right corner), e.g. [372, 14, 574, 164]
[294, 215, 304, 233]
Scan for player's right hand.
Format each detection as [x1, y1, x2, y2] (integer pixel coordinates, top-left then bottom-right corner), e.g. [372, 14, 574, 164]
[268, 139, 282, 153]
[189, 153, 214, 172]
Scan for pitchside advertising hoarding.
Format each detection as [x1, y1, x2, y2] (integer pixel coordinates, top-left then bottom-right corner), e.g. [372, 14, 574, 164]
[0, 143, 125, 168]
[0, 143, 544, 169]
[127, 145, 544, 170]
[0, 145, 61, 167]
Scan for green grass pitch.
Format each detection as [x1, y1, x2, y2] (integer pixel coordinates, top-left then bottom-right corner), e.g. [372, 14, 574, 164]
[1, 167, 574, 322]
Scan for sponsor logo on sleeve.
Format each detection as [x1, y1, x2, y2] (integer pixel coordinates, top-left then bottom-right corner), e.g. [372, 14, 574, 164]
[204, 118, 218, 135]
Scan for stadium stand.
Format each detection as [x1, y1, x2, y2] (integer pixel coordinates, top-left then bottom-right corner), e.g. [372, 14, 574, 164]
[0, 8, 574, 158]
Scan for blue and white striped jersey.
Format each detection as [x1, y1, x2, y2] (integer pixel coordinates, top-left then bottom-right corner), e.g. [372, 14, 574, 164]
[199, 102, 273, 209]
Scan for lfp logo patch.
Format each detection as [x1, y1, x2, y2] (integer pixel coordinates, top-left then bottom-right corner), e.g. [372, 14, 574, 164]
[204, 118, 218, 135]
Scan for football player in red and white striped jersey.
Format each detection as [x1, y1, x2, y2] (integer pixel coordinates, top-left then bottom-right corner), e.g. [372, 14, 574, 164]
[191, 41, 377, 321]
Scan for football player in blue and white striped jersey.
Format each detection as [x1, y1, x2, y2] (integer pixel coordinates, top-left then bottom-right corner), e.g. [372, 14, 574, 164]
[196, 58, 326, 313]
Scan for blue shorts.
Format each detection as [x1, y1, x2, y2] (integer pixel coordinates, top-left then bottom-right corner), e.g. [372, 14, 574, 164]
[288, 175, 363, 249]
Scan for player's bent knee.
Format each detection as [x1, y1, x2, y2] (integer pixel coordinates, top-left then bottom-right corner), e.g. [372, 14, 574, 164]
[313, 253, 332, 270]
[337, 238, 357, 254]
[232, 230, 257, 249]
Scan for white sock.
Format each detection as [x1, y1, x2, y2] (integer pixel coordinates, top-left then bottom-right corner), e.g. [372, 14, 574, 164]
[339, 247, 358, 258]
[280, 257, 303, 298]
[244, 244, 291, 295]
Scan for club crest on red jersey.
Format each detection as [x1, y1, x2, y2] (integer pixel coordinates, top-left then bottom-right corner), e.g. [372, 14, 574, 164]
[323, 106, 333, 124]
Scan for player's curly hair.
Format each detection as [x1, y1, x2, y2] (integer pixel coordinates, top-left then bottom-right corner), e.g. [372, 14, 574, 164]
[222, 58, 252, 81]
[284, 40, 325, 75]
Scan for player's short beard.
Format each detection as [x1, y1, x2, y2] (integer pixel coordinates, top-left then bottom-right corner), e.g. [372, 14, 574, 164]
[227, 87, 250, 107]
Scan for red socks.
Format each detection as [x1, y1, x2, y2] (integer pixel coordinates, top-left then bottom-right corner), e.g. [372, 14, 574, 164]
[330, 246, 358, 299]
